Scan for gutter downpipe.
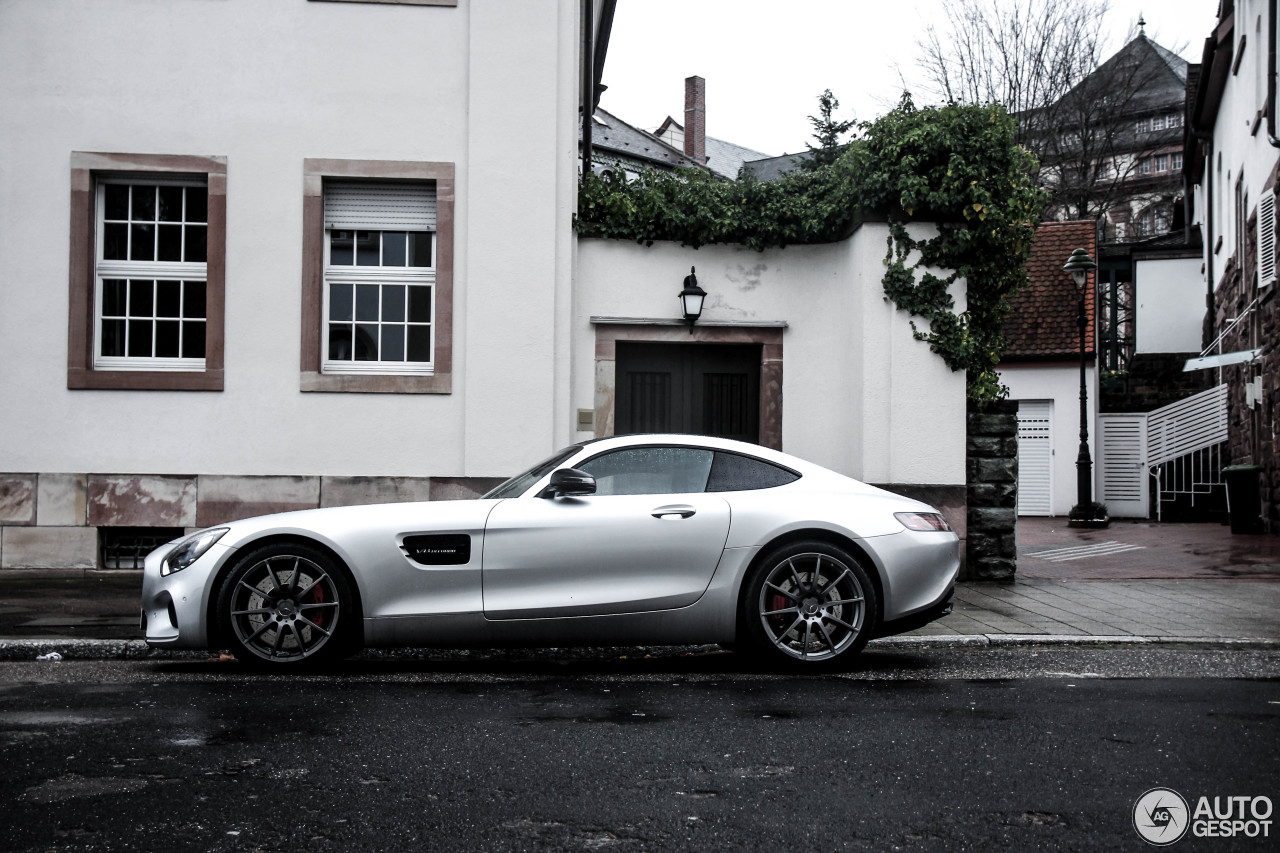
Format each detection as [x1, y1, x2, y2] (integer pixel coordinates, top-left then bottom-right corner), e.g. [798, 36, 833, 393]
[580, 0, 594, 175]
[1270, 0, 1280, 148]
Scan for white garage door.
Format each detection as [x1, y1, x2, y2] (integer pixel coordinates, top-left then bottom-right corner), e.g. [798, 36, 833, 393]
[1016, 401, 1053, 516]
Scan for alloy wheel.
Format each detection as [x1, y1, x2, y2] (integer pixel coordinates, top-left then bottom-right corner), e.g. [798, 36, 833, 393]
[757, 552, 865, 661]
[228, 554, 340, 662]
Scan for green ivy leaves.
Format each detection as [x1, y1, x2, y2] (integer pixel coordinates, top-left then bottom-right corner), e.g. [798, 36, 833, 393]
[575, 96, 1046, 402]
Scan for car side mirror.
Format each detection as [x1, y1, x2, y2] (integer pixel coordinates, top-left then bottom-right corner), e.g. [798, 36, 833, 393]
[541, 468, 596, 498]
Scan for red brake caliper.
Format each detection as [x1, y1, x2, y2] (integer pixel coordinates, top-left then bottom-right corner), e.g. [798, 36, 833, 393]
[770, 593, 788, 625]
[308, 583, 326, 629]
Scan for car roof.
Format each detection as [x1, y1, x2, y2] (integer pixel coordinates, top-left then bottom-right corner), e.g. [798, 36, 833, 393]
[571, 433, 821, 474]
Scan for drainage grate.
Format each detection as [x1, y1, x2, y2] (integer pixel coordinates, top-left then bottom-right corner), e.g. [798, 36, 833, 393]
[100, 527, 185, 570]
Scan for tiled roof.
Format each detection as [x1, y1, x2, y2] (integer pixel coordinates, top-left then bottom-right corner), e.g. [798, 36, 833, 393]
[583, 109, 706, 172]
[1002, 221, 1097, 360]
[704, 135, 772, 180]
[742, 151, 812, 181]
[647, 116, 772, 179]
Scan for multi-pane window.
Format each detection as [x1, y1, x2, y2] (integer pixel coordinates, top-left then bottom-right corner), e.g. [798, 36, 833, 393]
[1172, 152, 1183, 170]
[95, 180, 208, 370]
[1155, 154, 1170, 172]
[1140, 158, 1153, 175]
[321, 181, 436, 375]
[1137, 114, 1182, 134]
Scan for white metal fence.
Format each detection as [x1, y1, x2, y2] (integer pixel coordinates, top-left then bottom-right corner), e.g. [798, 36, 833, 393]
[1100, 384, 1229, 520]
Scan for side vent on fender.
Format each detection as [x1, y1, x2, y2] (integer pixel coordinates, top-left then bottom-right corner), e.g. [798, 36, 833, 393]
[401, 534, 472, 566]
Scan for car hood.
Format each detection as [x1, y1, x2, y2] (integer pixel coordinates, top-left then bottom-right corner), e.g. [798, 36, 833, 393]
[209, 499, 501, 553]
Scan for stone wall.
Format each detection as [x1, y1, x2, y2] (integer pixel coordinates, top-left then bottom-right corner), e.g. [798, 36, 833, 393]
[1210, 188, 1280, 533]
[965, 400, 1018, 581]
[0, 473, 504, 570]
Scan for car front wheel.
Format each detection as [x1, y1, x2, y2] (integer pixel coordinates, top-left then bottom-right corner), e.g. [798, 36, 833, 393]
[215, 543, 356, 666]
[741, 540, 877, 667]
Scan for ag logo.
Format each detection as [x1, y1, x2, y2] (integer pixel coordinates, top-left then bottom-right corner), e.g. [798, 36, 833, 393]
[1134, 788, 1190, 845]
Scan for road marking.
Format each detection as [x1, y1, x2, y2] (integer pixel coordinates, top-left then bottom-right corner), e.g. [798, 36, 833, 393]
[1029, 541, 1147, 562]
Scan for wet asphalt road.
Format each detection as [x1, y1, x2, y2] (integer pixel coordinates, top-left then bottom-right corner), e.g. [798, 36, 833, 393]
[1, 646, 1278, 852]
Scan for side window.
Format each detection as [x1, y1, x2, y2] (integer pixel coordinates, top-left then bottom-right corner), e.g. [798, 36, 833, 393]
[705, 452, 800, 492]
[579, 447, 714, 496]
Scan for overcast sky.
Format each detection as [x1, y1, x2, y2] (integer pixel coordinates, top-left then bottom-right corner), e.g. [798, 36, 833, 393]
[599, 0, 1223, 157]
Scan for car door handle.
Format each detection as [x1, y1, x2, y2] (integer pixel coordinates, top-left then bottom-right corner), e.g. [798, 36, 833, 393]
[652, 504, 697, 520]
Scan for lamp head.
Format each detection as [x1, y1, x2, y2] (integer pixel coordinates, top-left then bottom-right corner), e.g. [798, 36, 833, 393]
[678, 266, 706, 327]
[1063, 248, 1097, 292]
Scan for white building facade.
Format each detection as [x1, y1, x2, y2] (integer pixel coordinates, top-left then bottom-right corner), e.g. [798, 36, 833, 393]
[0, 0, 583, 566]
[1186, 0, 1280, 532]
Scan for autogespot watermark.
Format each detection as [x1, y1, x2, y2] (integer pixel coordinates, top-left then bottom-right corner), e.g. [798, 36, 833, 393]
[1133, 788, 1273, 845]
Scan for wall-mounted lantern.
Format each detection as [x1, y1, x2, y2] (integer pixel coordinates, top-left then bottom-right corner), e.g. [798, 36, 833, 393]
[678, 266, 706, 333]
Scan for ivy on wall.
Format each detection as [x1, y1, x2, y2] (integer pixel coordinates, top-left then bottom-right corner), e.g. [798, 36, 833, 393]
[576, 96, 1047, 402]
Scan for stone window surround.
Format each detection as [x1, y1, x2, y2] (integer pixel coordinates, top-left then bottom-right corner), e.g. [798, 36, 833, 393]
[590, 320, 784, 451]
[68, 152, 227, 391]
[301, 159, 455, 394]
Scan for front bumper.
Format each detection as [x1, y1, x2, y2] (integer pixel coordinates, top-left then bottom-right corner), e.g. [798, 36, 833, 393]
[140, 542, 232, 649]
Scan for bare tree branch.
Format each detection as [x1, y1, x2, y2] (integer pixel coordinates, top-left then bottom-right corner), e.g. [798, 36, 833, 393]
[914, 0, 1179, 228]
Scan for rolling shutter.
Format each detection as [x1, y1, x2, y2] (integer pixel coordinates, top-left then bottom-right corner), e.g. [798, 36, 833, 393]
[1016, 401, 1053, 516]
[1259, 192, 1276, 288]
[324, 181, 436, 230]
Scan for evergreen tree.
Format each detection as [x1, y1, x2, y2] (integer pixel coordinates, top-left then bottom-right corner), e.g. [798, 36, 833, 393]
[803, 89, 855, 169]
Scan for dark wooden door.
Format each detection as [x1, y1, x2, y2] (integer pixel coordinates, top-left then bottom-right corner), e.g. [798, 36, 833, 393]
[615, 342, 761, 443]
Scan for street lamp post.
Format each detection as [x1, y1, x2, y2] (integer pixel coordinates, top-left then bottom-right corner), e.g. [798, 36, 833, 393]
[1063, 248, 1108, 528]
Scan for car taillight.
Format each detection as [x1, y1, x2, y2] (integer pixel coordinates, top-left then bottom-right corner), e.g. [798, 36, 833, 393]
[894, 512, 951, 532]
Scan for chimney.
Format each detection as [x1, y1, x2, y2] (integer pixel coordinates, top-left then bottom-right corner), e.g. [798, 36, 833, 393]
[684, 76, 706, 163]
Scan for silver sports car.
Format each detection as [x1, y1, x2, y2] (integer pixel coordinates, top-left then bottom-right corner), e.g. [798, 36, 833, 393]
[141, 434, 959, 668]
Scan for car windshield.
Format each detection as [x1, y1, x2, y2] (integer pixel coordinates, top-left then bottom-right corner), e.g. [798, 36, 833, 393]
[482, 445, 582, 499]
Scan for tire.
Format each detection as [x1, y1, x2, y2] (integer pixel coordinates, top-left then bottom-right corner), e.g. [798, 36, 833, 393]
[740, 540, 878, 668]
[215, 542, 358, 667]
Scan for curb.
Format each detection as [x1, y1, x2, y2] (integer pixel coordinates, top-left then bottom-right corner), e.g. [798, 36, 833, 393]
[1, 635, 1277, 662]
[871, 634, 1280, 649]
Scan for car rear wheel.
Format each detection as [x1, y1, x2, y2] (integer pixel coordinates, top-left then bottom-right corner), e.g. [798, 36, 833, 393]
[216, 543, 356, 666]
[741, 540, 877, 668]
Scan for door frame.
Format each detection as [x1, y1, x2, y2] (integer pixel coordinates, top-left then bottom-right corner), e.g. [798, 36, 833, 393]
[592, 320, 785, 450]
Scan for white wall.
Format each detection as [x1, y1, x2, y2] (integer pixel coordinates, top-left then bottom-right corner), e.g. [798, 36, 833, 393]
[574, 228, 968, 487]
[1134, 257, 1205, 353]
[1193, 0, 1279, 292]
[1001, 363, 1099, 516]
[0, 0, 579, 479]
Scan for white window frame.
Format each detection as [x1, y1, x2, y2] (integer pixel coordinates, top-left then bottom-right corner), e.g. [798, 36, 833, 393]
[321, 228, 437, 376]
[93, 176, 208, 372]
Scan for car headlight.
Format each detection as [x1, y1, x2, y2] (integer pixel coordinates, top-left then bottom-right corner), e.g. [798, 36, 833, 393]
[161, 528, 228, 575]
[894, 512, 952, 532]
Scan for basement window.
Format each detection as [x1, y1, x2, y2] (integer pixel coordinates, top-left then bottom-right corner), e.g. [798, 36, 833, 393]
[100, 527, 186, 570]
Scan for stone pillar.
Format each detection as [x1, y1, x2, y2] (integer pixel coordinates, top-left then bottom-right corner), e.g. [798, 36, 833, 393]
[965, 400, 1018, 581]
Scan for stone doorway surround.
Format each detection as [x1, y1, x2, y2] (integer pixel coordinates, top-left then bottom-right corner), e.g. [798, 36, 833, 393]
[590, 318, 785, 450]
